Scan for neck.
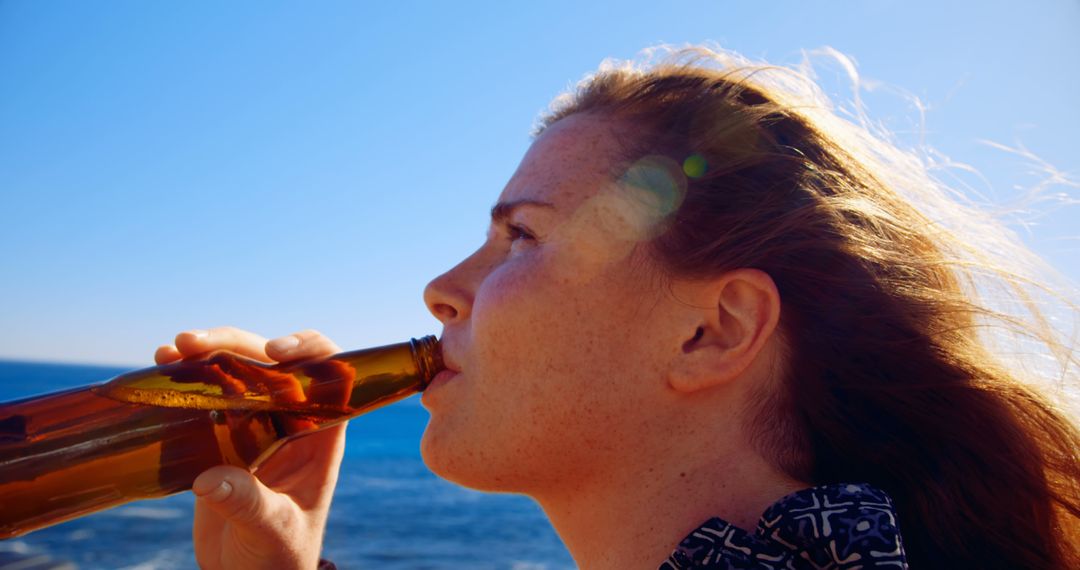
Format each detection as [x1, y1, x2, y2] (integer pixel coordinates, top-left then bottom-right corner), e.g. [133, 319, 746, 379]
[531, 441, 807, 570]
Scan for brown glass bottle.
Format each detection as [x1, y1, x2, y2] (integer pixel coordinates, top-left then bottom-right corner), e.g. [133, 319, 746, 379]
[0, 336, 441, 539]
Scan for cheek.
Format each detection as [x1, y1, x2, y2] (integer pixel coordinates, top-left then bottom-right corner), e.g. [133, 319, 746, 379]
[470, 261, 577, 379]
[470, 255, 659, 419]
[471, 256, 611, 372]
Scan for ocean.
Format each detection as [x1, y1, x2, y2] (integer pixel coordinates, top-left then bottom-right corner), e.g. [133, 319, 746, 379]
[0, 361, 576, 569]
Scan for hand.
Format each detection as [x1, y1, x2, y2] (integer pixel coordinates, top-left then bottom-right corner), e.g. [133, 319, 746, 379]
[156, 326, 344, 570]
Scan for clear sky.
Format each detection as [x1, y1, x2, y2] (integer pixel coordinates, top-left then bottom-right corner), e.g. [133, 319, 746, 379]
[1, 1, 1077, 366]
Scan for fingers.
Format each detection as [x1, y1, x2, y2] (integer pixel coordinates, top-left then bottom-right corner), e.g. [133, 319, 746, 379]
[154, 327, 341, 368]
[173, 326, 274, 363]
[155, 344, 182, 365]
[192, 465, 292, 531]
[192, 465, 320, 570]
[265, 329, 341, 362]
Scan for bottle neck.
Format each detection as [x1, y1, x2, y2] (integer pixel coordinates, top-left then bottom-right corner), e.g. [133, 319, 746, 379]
[306, 336, 443, 414]
[409, 335, 444, 389]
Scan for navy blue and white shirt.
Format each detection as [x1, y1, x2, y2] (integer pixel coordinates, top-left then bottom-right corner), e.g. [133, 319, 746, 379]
[659, 483, 908, 569]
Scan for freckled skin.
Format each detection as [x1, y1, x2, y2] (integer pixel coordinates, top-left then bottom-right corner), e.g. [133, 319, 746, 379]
[421, 114, 685, 496]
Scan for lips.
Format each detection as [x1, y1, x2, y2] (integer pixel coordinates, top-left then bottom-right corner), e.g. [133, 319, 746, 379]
[430, 368, 459, 387]
[421, 368, 459, 408]
[437, 338, 463, 374]
[427, 340, 462, 389]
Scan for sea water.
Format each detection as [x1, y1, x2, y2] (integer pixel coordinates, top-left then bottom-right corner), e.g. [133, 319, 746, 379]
[0, 360, 575, 570]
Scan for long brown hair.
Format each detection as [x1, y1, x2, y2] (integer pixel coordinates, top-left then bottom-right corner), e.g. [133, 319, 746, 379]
[539, 47, 1080, 568]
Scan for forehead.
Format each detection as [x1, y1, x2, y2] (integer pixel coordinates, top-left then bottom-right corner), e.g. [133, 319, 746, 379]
[498, 114, 625, 209]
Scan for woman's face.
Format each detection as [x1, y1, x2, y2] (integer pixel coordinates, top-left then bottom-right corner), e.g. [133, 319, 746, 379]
[421, 114, 693, 495]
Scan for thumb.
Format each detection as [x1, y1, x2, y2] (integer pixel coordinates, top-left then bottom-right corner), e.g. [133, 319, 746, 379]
[193, 465, 290, 530]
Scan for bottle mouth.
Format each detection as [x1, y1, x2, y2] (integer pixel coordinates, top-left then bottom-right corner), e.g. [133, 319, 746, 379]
[410, 335, 444, 388]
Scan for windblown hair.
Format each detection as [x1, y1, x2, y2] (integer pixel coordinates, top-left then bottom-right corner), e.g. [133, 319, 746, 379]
[538, 46, 1080, 568]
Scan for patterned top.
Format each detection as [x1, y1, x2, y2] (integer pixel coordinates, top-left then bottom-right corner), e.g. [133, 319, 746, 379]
[659, 483, 907, 569]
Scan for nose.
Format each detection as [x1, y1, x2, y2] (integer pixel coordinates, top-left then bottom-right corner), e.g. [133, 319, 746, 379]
[424, 264, 472, 325]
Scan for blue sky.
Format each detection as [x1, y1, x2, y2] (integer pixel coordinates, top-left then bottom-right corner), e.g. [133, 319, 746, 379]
[2, 1, 1077, 365]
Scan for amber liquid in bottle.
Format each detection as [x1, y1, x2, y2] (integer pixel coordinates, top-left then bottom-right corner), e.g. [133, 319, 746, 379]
[0, 336, 441, 538]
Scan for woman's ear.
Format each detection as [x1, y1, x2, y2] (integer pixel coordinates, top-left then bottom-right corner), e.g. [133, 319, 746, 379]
[668, 268, 781, 394]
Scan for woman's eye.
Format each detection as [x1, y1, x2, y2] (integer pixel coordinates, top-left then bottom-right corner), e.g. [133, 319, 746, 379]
[506, 224, 535, 244]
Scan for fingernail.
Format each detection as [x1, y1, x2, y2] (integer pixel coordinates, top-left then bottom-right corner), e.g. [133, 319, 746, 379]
[268, 335, 300, 352]
[205, 480, 232, 502]
[190, 329, 209, 340]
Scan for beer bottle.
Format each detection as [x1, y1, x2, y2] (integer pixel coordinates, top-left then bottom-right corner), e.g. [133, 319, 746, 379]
[0, 336, 442, 538]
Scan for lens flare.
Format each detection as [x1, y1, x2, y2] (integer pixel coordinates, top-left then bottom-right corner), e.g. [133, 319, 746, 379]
[682, 154, 708, 179]
[621, 155, 687, 218]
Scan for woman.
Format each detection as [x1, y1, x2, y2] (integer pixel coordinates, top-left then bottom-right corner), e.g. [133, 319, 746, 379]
[157, 47, 1080, 568]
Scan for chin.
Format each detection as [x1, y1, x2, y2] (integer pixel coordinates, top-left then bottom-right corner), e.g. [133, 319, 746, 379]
[419, 425, 528, 493]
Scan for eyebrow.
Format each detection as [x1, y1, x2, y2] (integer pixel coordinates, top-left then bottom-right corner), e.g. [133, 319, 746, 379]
[489, 199, 556, 223]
